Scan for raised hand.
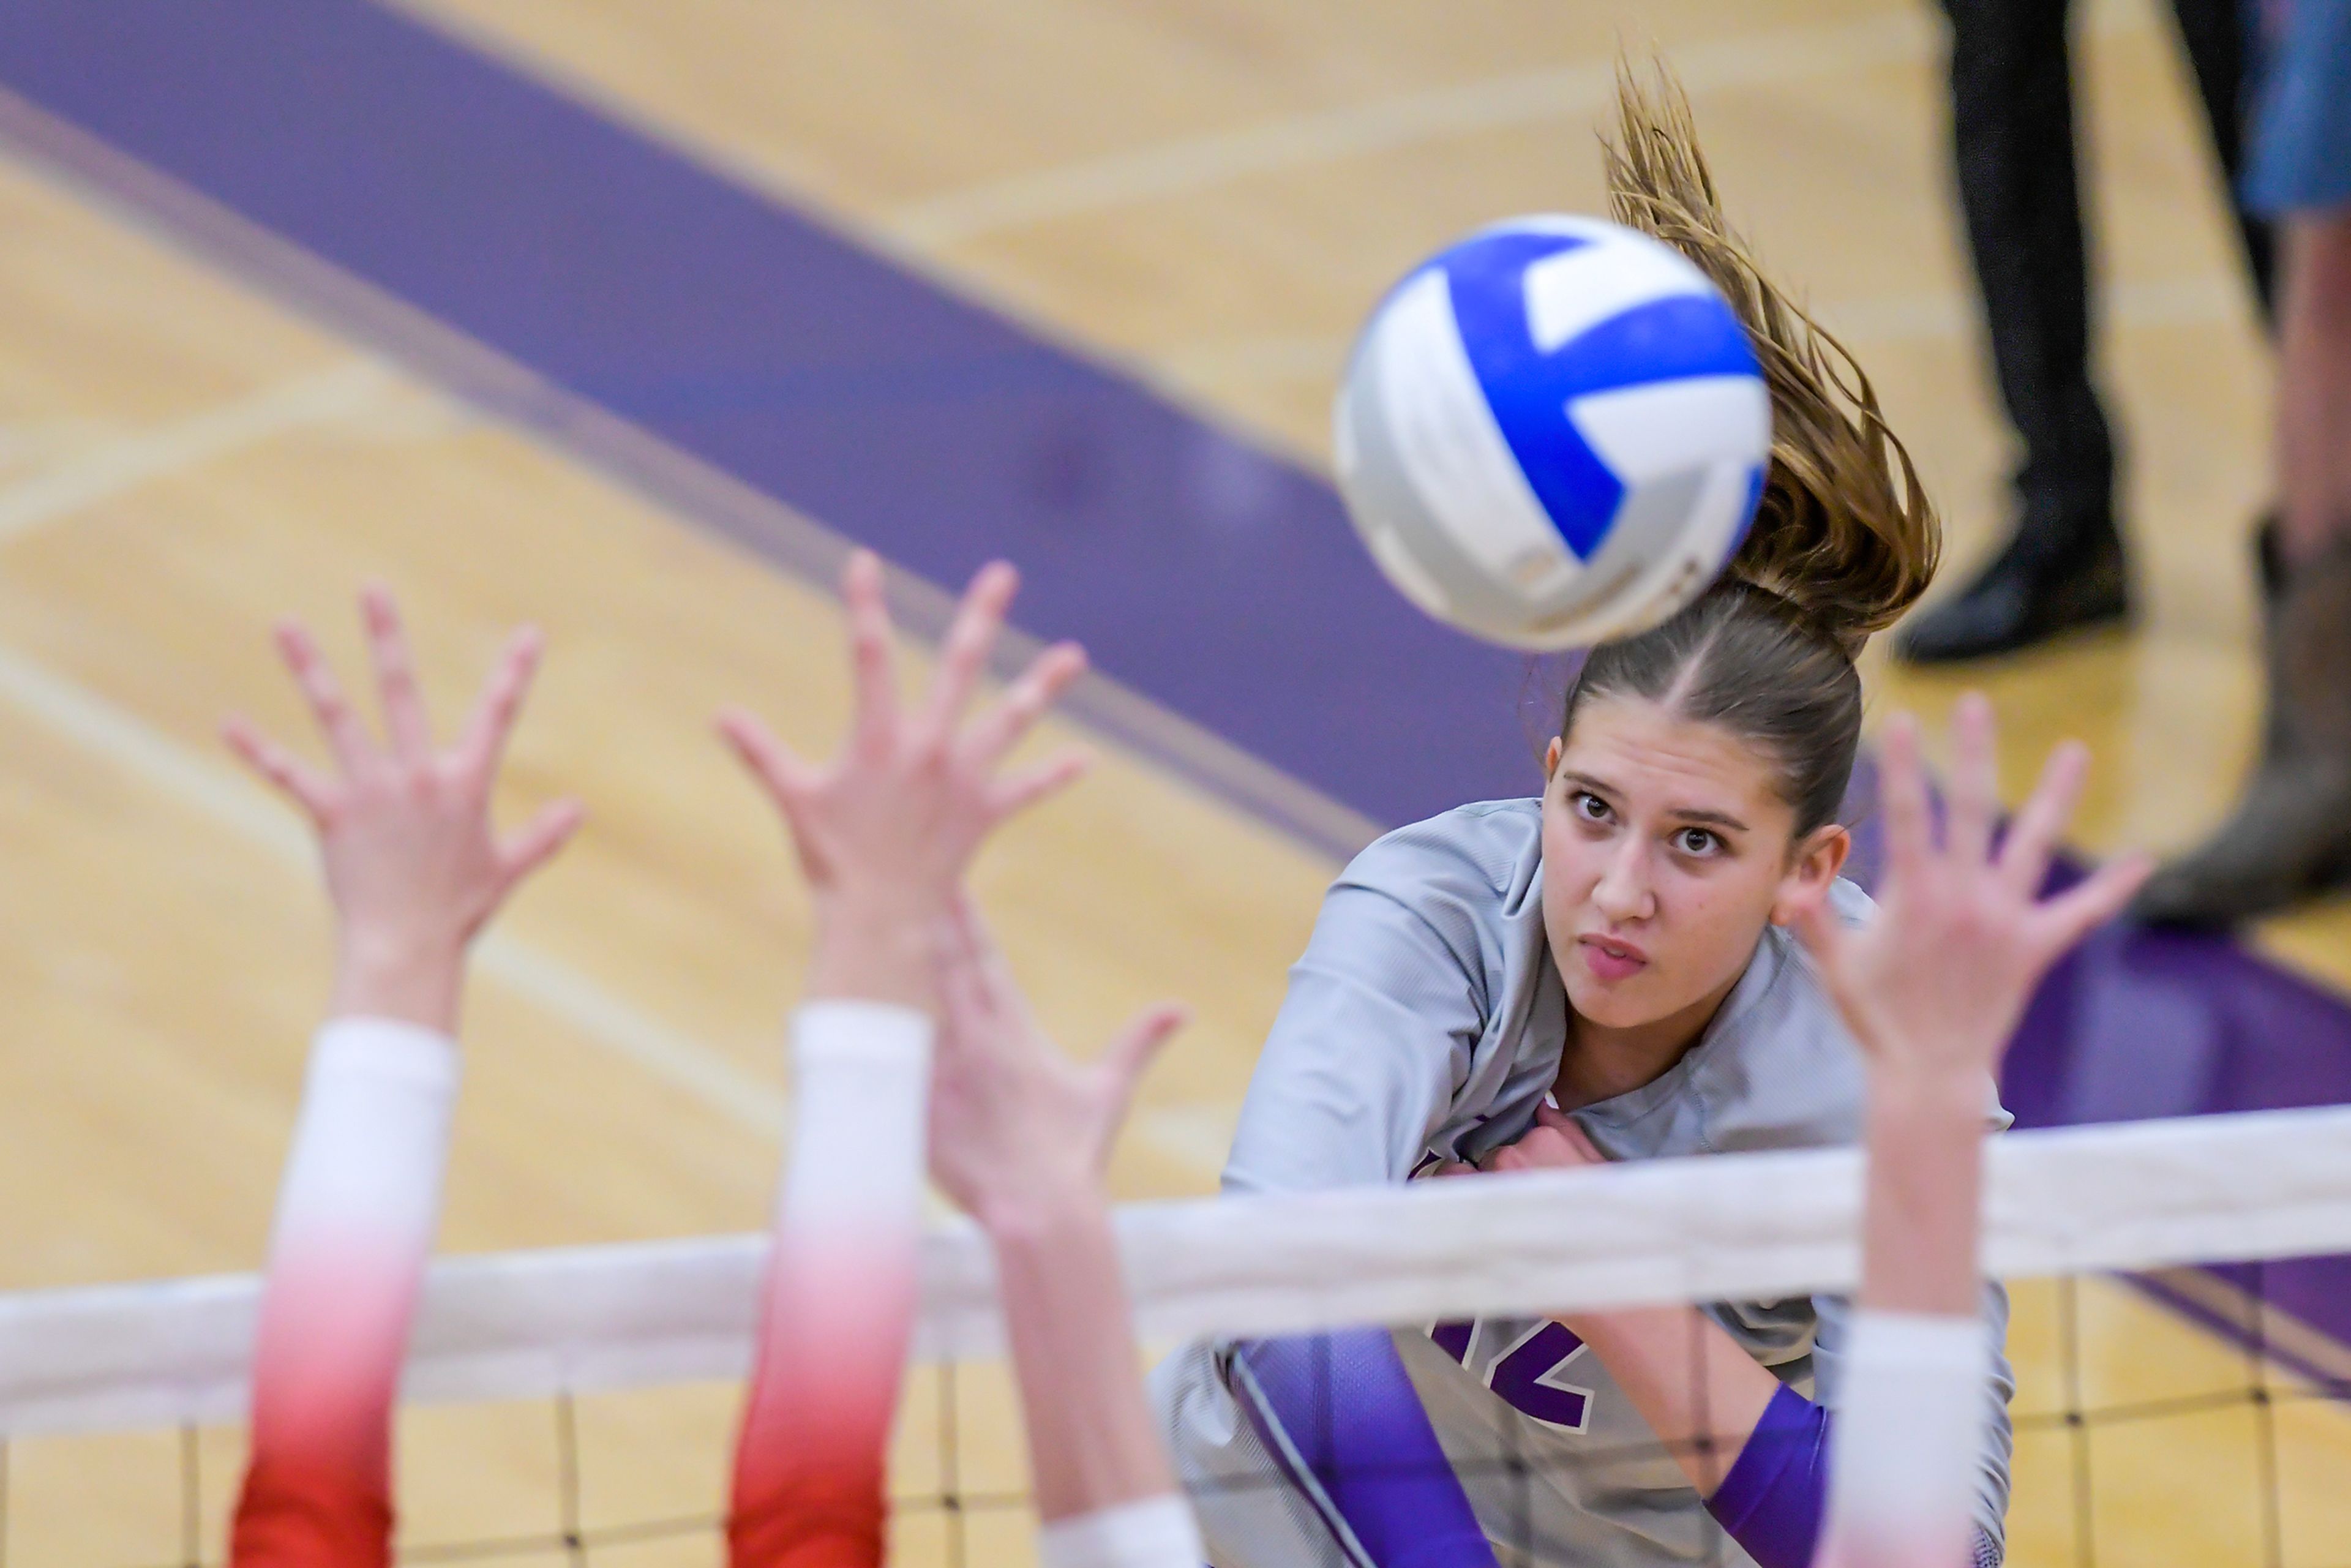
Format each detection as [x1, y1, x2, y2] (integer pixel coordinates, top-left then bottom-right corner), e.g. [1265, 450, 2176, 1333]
[1794, 694, 2151, 1090]
[223, 587, 582, 1031]
[718, 551, 1089, 1006]
[929, 898, 1185, 1231]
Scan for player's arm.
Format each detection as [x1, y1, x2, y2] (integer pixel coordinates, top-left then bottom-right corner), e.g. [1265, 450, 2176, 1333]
[220, 590, 582, 1568]
[1207, 833, 1508, 1568]
[718, 551, 1089, 1568]
[928, 899, 1198, 1568]
[1797, 698, 2148, 1568]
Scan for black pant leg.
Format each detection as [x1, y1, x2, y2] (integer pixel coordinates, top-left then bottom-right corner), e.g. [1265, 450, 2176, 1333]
[1939, 0, 2115, 538]
[2167, 0, 2276, 319]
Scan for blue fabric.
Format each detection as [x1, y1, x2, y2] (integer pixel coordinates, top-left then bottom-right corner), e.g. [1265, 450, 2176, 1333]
[1231, 1332, 1499, 1568]
[1704, 1382, 1828, 1568]
[2244, 0, 2351, 213]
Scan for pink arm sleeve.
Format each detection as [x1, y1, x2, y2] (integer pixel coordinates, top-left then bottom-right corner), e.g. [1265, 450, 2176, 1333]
[231, 1019, 460, 1568]
[729, 1002, 932, 1568]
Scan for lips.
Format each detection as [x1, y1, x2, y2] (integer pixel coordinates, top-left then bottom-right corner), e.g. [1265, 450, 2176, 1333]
[1578, 933, 1649, 983]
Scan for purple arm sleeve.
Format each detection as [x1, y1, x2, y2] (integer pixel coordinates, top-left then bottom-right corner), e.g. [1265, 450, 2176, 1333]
[1704, 1384, 2006, 1568]
[1706, 1382, 1828, 1568]
[1230, 1331, 1498, 1568]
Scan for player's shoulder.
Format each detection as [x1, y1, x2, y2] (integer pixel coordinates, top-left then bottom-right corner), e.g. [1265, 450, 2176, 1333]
[1824, 874, 1876, 928]
[1316, 799, 1545, 968]
[1338, 798, 1543, 903]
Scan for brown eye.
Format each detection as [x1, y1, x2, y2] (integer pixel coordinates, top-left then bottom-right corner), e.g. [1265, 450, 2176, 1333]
[1674, 827, 1720, 856]
[1573, 792, 1611, 823]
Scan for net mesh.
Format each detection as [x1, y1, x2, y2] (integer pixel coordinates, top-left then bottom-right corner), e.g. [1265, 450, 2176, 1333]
[4, 1105, 2349, 1568]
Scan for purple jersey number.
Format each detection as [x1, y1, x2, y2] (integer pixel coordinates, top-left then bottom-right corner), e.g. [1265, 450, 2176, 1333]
[1430, 1319, 1595, 1433]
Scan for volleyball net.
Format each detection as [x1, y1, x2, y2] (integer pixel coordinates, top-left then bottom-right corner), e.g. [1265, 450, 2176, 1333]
[5, 1105, 2350, 1568]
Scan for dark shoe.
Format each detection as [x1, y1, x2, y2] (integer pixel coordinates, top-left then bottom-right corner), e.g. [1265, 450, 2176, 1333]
[2135, 533, 2351, 926]
[1894, 517, 2129, 664]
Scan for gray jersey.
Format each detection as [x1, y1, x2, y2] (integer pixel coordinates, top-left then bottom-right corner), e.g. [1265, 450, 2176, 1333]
[1155, 799, 2015, 1568]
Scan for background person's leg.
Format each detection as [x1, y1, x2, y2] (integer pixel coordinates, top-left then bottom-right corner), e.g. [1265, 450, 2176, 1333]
[2274, 212, 2351, 564]
[1900, 0, 2126, 664]
[2168, 0, 2278, 318]
[2138, 1, 2351, 925]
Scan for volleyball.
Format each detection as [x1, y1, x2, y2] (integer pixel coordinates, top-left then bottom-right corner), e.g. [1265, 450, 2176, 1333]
[1333, 216, 1772, 650]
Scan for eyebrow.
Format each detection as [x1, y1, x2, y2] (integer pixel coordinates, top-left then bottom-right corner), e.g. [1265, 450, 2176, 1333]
[1560, 771, 1751, 834]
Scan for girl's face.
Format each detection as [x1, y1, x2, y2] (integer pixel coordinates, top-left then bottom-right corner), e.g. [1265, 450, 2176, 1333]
[1540, 694, 1848, 1038]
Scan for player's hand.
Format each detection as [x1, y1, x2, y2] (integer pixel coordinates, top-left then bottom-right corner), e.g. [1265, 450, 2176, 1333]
[719, 551, 1088, 1006]
[1479, 1101, 1607, 1174]
[223, 586, 583, 1033]
[928, 898, 1185, 1233]
[1793, 694, 2150, 1097]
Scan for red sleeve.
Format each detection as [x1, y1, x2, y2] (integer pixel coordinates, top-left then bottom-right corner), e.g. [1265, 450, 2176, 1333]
[726, 1446, 885, 1568]
[231, 1454, 393, 1568]
[229, 1022, 459, 1568]
[726, 1005, 929, 1568]
[724, 1251, 906, 1568]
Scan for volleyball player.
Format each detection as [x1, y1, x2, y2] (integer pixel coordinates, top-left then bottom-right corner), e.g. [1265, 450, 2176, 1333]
[220, 560, 1201, 1568]
[218, 590, 581, 1567]
[1153, 67, 2148, 1568]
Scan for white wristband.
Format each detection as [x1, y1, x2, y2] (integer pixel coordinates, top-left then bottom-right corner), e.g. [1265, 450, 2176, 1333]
[778, 1002, 934, 1234]
[271, 1018, 460, 1241]
[1826, 1311, 1990, 1562]
[1038, 1495, 1204, 1568]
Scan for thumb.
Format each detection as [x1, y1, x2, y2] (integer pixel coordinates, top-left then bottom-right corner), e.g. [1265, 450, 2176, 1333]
[1097, 1003, 1187, 1128]
[1788, 891, 1847, 981]
[498, 798, 585, 885]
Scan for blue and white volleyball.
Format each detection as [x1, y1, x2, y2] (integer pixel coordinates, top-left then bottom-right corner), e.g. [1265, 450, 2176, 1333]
[1334, 216, 1771, 650]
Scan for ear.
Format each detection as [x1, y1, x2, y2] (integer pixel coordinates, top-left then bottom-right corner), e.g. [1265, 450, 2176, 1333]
[1543, 735, 1564, 780]
[1771, 823, 1850, 927]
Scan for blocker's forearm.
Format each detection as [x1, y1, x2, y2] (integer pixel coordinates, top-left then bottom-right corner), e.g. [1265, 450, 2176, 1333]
[1858, 1071, 1987, 1319]
[729, 1002, 932, 1568]
[989, 1195, 1187, 1529]
[233, 1019, 460, 1565]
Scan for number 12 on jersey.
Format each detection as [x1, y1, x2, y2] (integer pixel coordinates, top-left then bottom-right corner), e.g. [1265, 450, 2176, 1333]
[1429, 1319, 1597, 1433]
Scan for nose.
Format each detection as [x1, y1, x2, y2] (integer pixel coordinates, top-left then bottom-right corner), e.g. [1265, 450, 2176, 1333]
[1591, 835, 1655, 924]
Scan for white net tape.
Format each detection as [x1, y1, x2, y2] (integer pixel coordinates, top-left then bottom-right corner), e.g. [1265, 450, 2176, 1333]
[6, 1105, 2350, 1439]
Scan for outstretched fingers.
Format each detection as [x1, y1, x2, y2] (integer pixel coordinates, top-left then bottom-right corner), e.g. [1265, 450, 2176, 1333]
[841, 550, 900, 754]
[1093, 1002, 1187, 1143]
[222, 715, 336, 820]
[989, 748, 1093, 822]
[498, 798, 587, 887]
[716, 707, 817, 808]
[1997, 740, 2090, 899]
[1874, 712, 1933, 886]
[921, 561, 1018, 741]
[274, 619, 378, 774]
[454, 627, 546, 788]
[360, 586, 434, 762]
[961, 640, 1087, 773]
[1946, 692, 1997, 870]
[2029, 851, 2155, 958]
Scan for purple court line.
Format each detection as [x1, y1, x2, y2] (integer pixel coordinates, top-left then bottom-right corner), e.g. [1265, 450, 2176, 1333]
[0, 0, 1564, 859]
[0, 1, 2345, 1373]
